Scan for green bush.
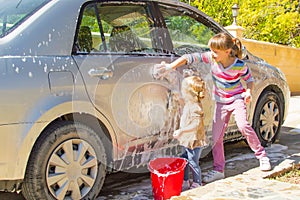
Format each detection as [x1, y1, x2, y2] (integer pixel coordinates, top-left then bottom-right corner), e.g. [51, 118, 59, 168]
[182, 0, 300, 48]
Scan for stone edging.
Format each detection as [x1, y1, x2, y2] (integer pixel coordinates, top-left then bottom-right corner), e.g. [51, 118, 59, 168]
[263, 153, 300, 179]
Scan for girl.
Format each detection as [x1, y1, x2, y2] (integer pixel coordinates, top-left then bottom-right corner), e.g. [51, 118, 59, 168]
[173, 75, 207, 190]
[154, 32, 271, 184]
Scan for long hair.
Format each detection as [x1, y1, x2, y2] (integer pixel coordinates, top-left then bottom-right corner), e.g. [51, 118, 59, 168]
[208, 32, 242, 59]
[182, 76, 205, 103]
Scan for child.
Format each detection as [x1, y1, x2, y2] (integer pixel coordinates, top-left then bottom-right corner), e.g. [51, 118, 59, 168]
[154, 32, 271, 184]
[173, 75, 207, 190]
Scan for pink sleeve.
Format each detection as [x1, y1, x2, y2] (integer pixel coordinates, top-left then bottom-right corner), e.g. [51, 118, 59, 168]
[182, 52, 212, 65]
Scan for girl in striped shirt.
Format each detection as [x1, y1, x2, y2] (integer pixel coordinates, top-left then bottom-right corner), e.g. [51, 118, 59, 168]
[153, 32, 271, 184]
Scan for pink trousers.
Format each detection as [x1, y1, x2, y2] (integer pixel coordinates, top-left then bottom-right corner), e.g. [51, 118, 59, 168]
[212, 99, 266, 172]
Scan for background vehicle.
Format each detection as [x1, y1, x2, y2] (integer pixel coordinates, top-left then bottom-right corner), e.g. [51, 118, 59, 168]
[0, 0, 290, 199]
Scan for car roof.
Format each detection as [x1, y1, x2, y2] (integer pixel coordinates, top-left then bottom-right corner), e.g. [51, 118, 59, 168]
[0, 0, 225, 56]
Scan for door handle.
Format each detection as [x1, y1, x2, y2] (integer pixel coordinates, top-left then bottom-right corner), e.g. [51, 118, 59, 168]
[88, 68, 113, 80]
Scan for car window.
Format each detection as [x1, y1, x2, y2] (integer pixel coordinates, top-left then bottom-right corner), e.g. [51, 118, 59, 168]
[75, 2, 155, 54]
[75, 3, 100, 53]
[159, 5, 215, 55]
[0, 0, 50, 38]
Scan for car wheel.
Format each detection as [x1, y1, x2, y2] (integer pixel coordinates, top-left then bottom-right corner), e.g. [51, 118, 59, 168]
[253, 91, 283, 147]
[22, 121, 107, 200]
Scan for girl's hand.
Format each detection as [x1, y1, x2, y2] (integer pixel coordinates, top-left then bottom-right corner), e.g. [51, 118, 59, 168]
[152, 61, 172, 79]
[241, 89, 252, 104]
[173, 129, 181, 139]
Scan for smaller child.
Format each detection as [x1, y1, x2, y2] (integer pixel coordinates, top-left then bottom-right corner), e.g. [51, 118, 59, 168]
[173, 75, 207, 190]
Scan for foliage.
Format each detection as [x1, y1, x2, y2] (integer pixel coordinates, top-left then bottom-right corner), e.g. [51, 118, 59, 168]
[166, 15, 213, 45]
[181, 0, 300, 48]
[187, 0, 235, 27]
[270, 166, 300, 184]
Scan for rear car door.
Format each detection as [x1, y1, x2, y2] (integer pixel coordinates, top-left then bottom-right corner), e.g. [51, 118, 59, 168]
[72, 1, 181, 160]
[156, 2, 242, 143]
[156, 2, 218, 143]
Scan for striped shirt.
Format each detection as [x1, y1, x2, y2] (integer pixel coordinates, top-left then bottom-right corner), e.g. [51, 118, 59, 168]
[183, 52, 253, 103]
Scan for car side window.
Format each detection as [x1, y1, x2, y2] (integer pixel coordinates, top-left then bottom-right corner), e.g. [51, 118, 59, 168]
[159, 5, 215, 55]
[74, 2, 155, 54]
[98, 4, 154, 53]
[75, 3, 100, 54]
[0, 0, 50, 38]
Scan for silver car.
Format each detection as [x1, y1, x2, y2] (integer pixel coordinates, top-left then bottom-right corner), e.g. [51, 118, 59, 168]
[0, 0, 290, 199]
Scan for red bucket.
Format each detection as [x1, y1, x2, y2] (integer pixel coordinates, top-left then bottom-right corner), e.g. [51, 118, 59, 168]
[148, 157, 187, 200]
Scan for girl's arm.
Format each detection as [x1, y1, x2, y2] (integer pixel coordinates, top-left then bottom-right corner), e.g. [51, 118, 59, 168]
[243, 81, 254, 104]
[246, 81, 254, 93]
[153, 53, 205, 79]
[153, 56, 188, 79]
[166, 56, 188, 70]
[167, 52, 206, 70]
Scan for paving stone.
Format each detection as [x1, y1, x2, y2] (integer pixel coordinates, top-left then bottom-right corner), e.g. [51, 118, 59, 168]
[172, 153, 300, 200]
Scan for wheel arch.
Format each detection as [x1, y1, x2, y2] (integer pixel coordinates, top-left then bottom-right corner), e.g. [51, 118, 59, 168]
[29, 112, 114, 170]
[61, 113, 114, 168]
[17, 101, 116, 180]
[252, 84, 285, 125]
[251, 84, 285, 146]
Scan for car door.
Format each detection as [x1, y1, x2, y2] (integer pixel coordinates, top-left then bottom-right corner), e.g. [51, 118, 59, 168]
[156, 2, 241, 147]
[156, 3, 216, 142]
[72, 1, 181, 159]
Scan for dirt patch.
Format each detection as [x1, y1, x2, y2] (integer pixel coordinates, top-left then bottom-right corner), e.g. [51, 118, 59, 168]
[270, 166, 300, 184]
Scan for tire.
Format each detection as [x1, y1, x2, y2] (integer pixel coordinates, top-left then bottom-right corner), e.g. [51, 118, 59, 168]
[22, 121, 107, 200]
[253, 91, 283, 147]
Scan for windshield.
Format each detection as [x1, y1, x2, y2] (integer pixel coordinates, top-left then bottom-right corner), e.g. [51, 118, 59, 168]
[0, 0, 50, 38]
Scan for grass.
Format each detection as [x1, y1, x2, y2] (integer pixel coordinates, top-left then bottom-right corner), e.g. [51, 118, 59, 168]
[270, 166, 300, 184]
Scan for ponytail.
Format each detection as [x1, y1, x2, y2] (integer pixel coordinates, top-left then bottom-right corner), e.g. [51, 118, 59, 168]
[181, 76, 206, 103]
[209, 32, 243, 59]
[184, 76, 205, 103]
[231, 37, 243, 59]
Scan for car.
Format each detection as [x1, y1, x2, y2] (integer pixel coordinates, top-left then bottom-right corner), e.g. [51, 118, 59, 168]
[0, 0, 290, 199]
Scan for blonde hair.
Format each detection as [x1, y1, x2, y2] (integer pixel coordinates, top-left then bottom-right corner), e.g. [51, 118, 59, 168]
[182, 76, 205, 102]
[208, 32, 242, 59]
